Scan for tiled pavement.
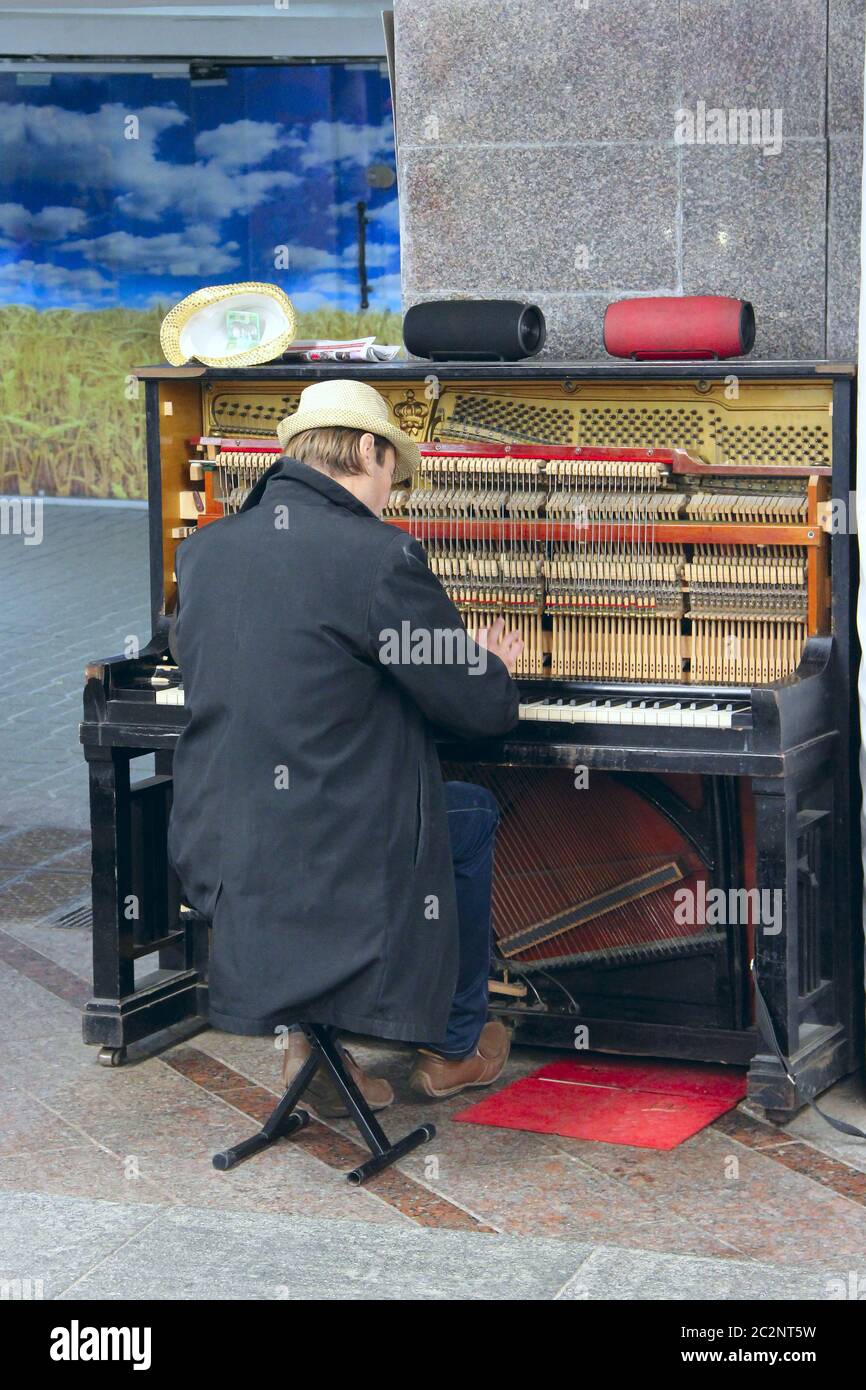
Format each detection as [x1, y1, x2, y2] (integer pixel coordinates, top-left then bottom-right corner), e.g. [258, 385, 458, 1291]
[1, 503, 866, 1300]
[1, 500, 151, 832]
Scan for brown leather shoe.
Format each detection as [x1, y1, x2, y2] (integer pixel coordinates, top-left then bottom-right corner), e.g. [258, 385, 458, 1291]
[409, 1021, 511, 1099]
[280, 1031, 393, 1117]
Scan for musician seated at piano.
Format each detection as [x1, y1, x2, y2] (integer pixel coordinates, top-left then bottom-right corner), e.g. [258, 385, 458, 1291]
[168, 379, 524, 1114]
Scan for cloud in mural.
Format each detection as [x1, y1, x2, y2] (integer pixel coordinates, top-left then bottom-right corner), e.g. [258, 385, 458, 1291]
[0, 67, 399, 313]
[338, 240, 394, 270]
[0, 257, 113, 296]
[0, 100, 187, 191]
[364, 200, 400, 233]
[263, 233, 398, 277]
[0, 202, 88, 243]
[0, 102, 300, 225]
[331, 196, 400, 233]
[296, 119, 394, 170]
[291, 268, 402, 313]
[116, 166, 301, 225]
[284, 244, 344, 272]
[65, 225, 242, 277]
[194, 118, 302, 170]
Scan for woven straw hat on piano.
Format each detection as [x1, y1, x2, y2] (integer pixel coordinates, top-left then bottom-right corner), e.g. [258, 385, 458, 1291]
[160, 282, 298, 369]
[277, 379, 421, 484]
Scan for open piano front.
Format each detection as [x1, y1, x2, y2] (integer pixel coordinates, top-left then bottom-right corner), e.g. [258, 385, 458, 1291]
[80, 360, 863, 1117]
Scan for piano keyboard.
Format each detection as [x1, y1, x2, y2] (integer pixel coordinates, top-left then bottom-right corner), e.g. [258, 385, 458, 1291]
[154, 681, 746, 730]
[519, 697, 749, 729]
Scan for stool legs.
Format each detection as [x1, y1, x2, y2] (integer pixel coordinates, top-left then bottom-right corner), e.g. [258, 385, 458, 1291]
[212, 1024, 436, 1185]
[212, 1048, 318, 1170]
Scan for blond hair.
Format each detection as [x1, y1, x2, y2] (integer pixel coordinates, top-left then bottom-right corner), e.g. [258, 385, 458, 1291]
[288, 426, 393, 478]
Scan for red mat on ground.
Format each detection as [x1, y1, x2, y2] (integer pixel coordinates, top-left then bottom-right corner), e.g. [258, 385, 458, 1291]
[452, 1055, 747, 1150]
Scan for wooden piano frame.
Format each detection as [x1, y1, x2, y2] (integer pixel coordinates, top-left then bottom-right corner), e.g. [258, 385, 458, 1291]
[80, 360, 862, 1119]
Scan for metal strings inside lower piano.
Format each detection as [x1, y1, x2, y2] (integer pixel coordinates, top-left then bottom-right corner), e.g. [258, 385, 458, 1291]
[444, 763, 719, 971]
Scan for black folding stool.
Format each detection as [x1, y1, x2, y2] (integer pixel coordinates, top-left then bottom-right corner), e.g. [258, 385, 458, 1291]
[212, 1022, 436, 1185]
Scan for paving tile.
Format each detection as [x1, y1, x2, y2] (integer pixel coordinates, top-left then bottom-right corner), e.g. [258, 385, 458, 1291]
[0, 828, 89, 869]
[48, 1062, 413, 1225]
[123, 1146, 413, 1224]
[714, 1102, 866, 1189]
[557, 1245, 849, 1301]
[394, 1120, 740, 1255]
[162, 1044, 496, 1231]
[0, 918, 92, 981]
[0, 505, 150, 831]
[0, 872, 92, 925]
[0, 965, 82, 1044]
[0, 1191, 160, 1300]
[0, 931, 89, 1008]
[1, 1028, 119, 1095]
[0, 1078, 91, 1158]
[767, 1142, 866, 1201]
[553, 1124, 866, 1266]
[13, 1059, 215, 1136]
[0, 1143, 169, 1208]
[783, 1074, 866, 1172]
[73, 1086, 265, 1164]
[57, 1204, 592, 1300]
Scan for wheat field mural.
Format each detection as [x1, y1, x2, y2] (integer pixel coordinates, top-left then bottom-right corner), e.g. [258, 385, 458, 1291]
[0, 305, 404, 499]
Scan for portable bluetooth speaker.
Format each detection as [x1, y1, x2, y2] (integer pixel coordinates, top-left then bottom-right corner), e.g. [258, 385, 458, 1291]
[603, 295, 756, 361]
[403, 300, 546, 362]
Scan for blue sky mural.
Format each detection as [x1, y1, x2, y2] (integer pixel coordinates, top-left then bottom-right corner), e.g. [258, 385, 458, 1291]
[0, 63, 400, 313]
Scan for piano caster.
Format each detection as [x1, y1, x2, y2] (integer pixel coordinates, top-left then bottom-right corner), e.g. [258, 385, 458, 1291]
[97, 1045, 127, 1067]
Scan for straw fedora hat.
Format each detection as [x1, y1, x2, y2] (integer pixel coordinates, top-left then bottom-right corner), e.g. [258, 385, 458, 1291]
[277, 379, 421, 483]
[160, 282, 297, 368]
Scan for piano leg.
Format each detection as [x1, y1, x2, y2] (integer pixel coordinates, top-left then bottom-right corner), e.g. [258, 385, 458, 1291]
[82, 746, 206, 1059]
[83, 748, 135, 1058]
[748, 767, 855, 1116]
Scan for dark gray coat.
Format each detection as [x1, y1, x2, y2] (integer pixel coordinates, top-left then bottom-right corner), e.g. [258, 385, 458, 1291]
[168, 456, 519, 1042]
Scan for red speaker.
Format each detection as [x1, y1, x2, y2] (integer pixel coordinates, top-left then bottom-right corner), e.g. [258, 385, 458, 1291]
[604, 295, 755, 361]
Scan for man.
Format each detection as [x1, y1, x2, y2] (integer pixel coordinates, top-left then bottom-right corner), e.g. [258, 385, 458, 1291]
[169, 379, 523, 1116]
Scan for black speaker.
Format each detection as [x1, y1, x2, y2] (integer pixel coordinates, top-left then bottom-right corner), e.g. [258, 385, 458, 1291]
[403, 299, 547, 362]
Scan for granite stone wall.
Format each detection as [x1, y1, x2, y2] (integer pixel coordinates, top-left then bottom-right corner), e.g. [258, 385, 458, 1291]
[394, 0, 865, 360]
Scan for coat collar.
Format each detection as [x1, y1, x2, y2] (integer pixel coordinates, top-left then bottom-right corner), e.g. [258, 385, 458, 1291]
[239, 455, 377, 520]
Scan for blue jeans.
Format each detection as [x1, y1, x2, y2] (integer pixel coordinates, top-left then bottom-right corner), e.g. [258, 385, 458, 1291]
[427, 780, 500, 1059]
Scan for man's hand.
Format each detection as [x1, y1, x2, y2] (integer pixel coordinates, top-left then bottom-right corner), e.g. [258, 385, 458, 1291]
[470, 617, 525, 674]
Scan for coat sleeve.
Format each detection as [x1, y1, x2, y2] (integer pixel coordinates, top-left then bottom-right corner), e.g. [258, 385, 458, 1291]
[366, 531, 521, 737]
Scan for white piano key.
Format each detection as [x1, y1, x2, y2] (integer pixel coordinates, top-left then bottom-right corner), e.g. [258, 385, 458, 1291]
[517, 695, 747, 731]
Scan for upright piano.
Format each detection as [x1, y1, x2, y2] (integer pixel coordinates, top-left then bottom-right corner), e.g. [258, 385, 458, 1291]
[80, 359, 862, 1119]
